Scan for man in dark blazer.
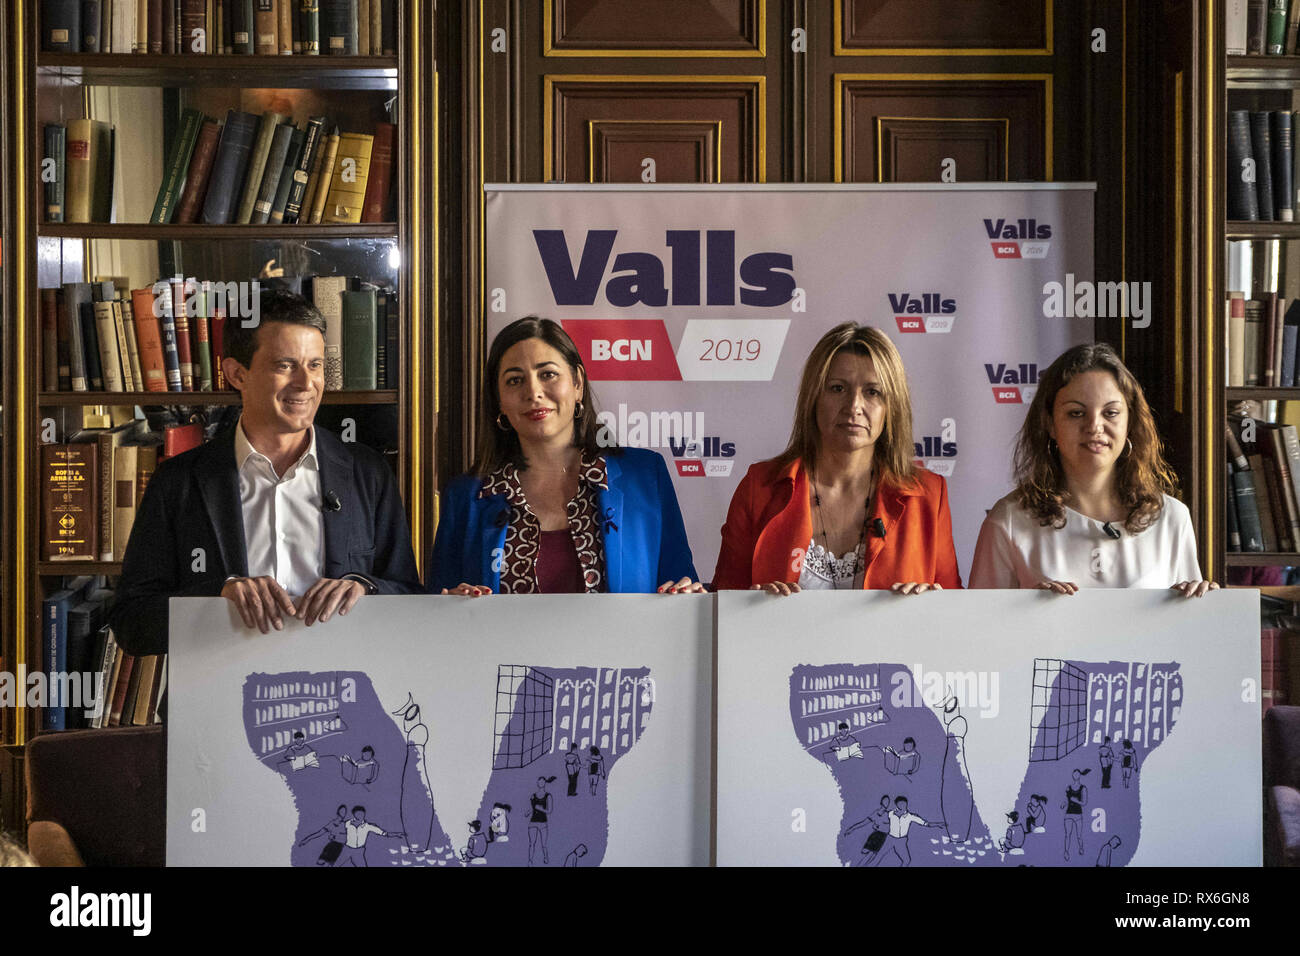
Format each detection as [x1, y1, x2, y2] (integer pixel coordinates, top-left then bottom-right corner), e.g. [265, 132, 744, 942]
[109, 290, 421, 656]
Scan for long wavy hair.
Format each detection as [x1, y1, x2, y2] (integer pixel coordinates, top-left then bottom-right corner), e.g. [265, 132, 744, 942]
[1013, 342, 1178, 532]
[472, 317, 607, 476]
[773, 323, 917, 488]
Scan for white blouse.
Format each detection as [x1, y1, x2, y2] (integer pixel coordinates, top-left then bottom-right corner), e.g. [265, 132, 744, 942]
[798, 539, 861, 590]
[968, 492, 1202, 589]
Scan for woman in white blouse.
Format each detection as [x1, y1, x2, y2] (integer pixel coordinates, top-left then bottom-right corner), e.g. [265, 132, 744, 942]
[969, 343, 1217, 596]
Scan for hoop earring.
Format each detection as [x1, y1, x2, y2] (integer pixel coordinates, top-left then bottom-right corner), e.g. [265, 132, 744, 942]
[1047, 437, 1058, 455]
[1124, 437, 1133, 456]
[496, 413, 512, 431]
[574, 400, 584, 421]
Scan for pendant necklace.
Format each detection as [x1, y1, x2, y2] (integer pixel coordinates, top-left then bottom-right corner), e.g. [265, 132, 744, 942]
[812, 468, 874, 589]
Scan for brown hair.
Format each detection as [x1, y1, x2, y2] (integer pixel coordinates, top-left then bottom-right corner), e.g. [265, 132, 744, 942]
[1013, 342, 1177, 532]
[774, 322, 917, 488]
[472, 316, 608, 476]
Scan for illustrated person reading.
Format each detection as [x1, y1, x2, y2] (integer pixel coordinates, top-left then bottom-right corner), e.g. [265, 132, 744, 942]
[968, 342, 1216, 596]
[428, 316, 701, 595]
[712, 322, 962, 594]
[109, 290, 422, 655]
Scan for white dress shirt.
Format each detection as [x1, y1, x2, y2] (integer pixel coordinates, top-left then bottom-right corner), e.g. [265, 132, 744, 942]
[234, 418, 325, 598]
[968, 492, 1202, 589]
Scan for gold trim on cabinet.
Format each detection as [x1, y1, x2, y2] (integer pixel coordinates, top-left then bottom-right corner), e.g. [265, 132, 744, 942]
[833, 0, 1052, 56]
[1201, 0, 1218, 575]
[585, 119, 724, 183]
[1174, 69, 1184, 415]
[833, 74, 1052, 183]
[873, 115, 1011, 182]
[544, 75, 767, 183]
[408, 0, 424, 564]
[543, 0, 767, 58]
[12, 0, 31, 746]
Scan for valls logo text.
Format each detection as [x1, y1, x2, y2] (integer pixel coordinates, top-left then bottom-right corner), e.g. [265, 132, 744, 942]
[889, 292, 956, 334]
[984, 218, 1052, 259]
[986, 362, 1039, 403]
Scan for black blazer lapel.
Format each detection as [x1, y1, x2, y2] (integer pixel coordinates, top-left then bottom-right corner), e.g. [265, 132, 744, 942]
[314, 426, 355, 578]
[195, 428, 248, 577]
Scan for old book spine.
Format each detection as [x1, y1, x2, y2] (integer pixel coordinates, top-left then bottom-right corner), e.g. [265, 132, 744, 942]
[360, 121, 394, 222]
[251, 122, 296, 223]
[150, 107, 204, 224]
[341, 288, 377, 389]
[312, 275, 349, 389]
[277, 0, 293, 51]
[300, 0, 320, 53]
[174, 118, 222, 224]
[43, 443, 98, 561]
[44, 124, 66, 223]
[253, 0, 278, 53]
[120, 298, 145, 392]
[307, 128, 340, 223]
[269, 125, 306, 222]
[130, 288, 169, 392]
[42, 288, 60, 390]
[201, 109, 258, 224]
[235, 111, 288, 224]
[284, 116, 326, 222]
[171, 278, 195, 390]
[321, 131, 373, 223]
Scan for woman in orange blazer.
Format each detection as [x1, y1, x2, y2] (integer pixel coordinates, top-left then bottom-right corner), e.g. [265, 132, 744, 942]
[712, 322, 961, 594]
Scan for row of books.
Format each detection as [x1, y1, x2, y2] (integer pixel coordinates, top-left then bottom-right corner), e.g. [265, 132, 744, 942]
[1225, 416, 1300, 553]
[41, 419, 203, 562]
[1226, 111, 1298, 222]
[42, 579, 165, 731]
[1226, 293, 1300, 386]
[44, 111, 394, 226]
[42, 276, 398, 395]
[1227, 0, 1300, 55]
[42, 0, 395, 56]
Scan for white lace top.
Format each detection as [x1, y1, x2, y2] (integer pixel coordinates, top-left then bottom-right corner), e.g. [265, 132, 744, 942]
[798, 538, 863, 590]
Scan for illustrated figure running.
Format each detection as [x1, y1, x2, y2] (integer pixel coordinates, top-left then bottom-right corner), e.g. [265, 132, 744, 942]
[297, 804, 349, 866]
[337, 806, 401, 867]
[588, 746, 607, 795]
[874, 796, 942, 867]
[1060, 769, 1090, 861]
[1120, 739, 1139, 789]
[843, 794, 892, 866]
[528, 776, 556, 865]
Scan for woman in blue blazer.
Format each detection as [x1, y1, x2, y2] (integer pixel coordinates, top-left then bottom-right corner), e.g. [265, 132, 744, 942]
[429, 317, 701, 595]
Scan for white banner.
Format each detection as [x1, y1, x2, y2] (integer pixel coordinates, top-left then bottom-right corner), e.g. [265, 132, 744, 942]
[166, 595, 713, 867]
[485, 183, 1095, 581]
[716, 589, 1262, 867]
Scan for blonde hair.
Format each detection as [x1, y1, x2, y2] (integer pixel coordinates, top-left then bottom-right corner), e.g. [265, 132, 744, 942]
[775, 323, 917, 487]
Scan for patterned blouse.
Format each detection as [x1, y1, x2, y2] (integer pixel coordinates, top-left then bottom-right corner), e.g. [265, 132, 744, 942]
[478, 453, 610, 593]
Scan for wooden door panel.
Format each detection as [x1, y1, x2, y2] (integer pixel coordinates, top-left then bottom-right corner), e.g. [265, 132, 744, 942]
[547, 0, 764, 54]
[838, 0, 1050, 53]
[589, 120, 721, 182]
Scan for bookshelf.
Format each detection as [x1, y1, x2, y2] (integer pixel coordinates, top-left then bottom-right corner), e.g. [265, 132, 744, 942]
[0, 0, 434, 750]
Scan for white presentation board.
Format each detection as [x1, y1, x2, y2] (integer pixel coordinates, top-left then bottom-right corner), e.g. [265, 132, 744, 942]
[716, 589, 1262, 867]
[166, 594, 713, 867]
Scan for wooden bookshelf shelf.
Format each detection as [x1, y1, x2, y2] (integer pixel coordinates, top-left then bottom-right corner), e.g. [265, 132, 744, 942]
[37, 562, 122, 576]
[36, 54, 398, 90]
[1225, 222, 1300, 240]
[38, 223, 397, 240]
[1226, 387, 1300, 401]
[1225, 552, 1300, 567]
[37, 390, 397, 406]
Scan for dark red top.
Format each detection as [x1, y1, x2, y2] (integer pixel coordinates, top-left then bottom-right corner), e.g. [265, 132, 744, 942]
[536, 530, 585, 593]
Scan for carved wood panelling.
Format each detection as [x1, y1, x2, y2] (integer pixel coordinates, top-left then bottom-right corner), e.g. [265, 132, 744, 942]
[837, 0, 1050, 54]
[837, 76, 1048, 182]
[877, 117, 1008, 182]
[547, 77, 765, 182]
[589, 120, 721, 182]
[547, 0, 764, 55]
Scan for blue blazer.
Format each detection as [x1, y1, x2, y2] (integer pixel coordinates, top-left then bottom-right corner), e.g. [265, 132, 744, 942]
[428, 448, 698, 594]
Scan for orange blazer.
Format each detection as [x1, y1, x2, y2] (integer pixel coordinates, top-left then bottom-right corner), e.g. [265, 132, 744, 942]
[712, 458, 963, 590]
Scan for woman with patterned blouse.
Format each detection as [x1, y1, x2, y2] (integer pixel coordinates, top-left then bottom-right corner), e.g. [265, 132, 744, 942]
[428, 317, 701, 595]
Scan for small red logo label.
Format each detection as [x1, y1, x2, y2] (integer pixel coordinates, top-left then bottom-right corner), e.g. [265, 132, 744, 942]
[991, 243, 1021, 259]
[993, 387, 1023, 403]
[895, 317, 925, 333]
[562, 319, 682, 381]
[675, 460, 704, 477]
